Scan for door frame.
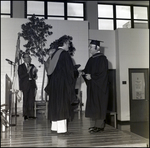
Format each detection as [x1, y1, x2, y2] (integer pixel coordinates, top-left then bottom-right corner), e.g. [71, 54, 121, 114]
[108, 69, 117, 112]
[128, 68, 149, 122]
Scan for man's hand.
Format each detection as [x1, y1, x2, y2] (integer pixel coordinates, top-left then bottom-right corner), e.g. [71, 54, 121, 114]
[32, 67, 38, 74]
[85, 74, 91, 80]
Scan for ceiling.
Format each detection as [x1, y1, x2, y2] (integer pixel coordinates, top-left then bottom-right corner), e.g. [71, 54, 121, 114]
[97, 1, 149, 6]
[77, 1, 149, 6]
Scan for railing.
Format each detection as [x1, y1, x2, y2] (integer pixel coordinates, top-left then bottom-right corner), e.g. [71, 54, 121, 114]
[1, 74, 17, 132]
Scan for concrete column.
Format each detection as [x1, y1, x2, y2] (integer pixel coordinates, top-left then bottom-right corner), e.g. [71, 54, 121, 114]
[12, 1, 25, 18]
[85, 1, 98, 29]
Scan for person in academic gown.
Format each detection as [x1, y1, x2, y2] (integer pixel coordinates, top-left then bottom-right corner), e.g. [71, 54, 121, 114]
[18, 53, 38, 120]
[45, 35, 77, 134]
[82, 40, 109, 133]
[44, 40, 58, 94]
[68, 41, 80, 81]
[68, 41, 81, 114]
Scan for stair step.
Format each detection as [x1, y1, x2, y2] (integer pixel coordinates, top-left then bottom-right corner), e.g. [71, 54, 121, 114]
[36, 108, 46, 110]
[36, 103, 46, 105]
[36, 105, 46, 107]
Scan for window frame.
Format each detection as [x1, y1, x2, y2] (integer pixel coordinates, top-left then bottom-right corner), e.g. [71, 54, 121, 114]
[0, 1, 12, 18]
[66, 1, 85, 21]
[25, 1, 85, 21]
[25, 1, 46, 18]
[98, 2, 149, 30]
[47, 1, 65, 20]
[132, 5, 149, 28]
[98, 3, 115, 30]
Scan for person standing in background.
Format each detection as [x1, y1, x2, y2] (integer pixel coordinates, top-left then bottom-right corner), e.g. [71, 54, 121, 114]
[68, 41, 81, 113]
[82, 40, 109, 133]
[18, 53, 38, 120]
[68, 41, 80, 81]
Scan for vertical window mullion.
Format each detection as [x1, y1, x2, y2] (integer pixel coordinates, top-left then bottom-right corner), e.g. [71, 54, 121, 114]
[10, 1, 13, 18]
[25, 1, 27, 18]
[45, 1, 47, 19]
[131, 5, 134, 28]
[113, 4, 116, 30]
[64, 2, 67, 20]
[148, 6, 149, 29]
[83, 2, 86, 20]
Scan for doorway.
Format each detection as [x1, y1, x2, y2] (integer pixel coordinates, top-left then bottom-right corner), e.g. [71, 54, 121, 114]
[107, 69, 117, 112]
[129, 68, 149, 122]
[106, 69, 117, 127]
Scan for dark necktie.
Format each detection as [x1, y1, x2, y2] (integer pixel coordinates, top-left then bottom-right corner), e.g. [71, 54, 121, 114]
[27, 64, 32, 80]
[27, 63, 30, 70]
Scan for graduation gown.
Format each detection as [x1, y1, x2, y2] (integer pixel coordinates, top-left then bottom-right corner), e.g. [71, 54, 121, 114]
[47, 49, 76, 121]
[82, 53, 109, 120]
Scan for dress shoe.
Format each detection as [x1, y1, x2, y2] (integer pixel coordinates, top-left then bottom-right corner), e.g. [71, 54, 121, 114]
[29, 116, 37, 119]
[24, 116, 28, 120]
[89, 127, 104, 133]
[88, 126, 96, 131]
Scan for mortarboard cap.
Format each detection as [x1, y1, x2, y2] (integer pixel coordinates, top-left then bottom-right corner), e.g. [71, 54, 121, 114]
[90, 40, 104, 46]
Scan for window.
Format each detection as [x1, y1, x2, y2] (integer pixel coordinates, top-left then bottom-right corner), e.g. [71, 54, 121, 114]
[117, 20, 131, 28]
[134, 6, 148, 19]
[98, 3, 149, 30]
[67, 2, 84, 21]
[116, 5, 131, 29]
[98, 4, 114, 30]
[26, 1, 85, 21]
[98, 19, 114, 30]
[98, 4, 113, 18]
[116, 6, 131, 19]
[1, 1, 11, 18]
[47, 2, 64, 20]
[133, 6, 148, 29]
[27, 1, 44, 18]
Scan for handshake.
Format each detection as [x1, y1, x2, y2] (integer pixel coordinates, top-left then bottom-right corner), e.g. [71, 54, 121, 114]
[78, 70, 91, 80]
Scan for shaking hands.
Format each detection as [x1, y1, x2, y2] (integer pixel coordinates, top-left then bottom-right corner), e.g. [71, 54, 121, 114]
[79, 70, 91, 80]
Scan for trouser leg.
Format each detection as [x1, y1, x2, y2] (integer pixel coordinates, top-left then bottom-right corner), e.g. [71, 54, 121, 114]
[57, 119, 67, 133]
[51, 121, 57, 131]
[94, 119, 105, 128]
[51, 119, 67, 133]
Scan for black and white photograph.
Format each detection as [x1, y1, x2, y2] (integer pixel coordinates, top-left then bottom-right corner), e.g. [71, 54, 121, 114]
[1, 1, 149, 147]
